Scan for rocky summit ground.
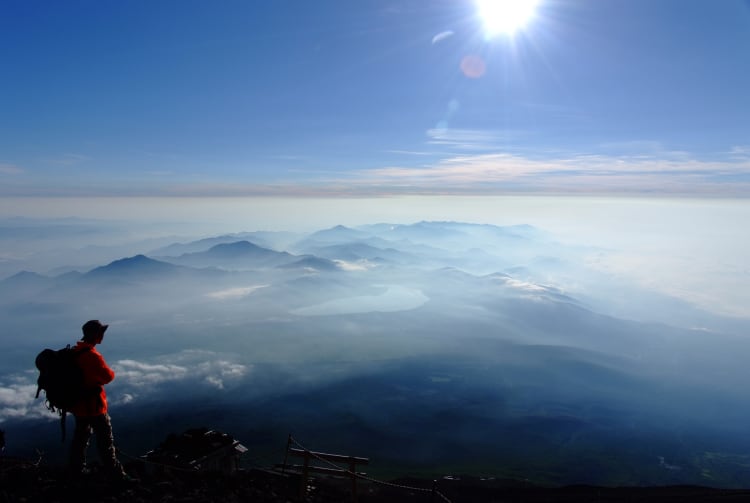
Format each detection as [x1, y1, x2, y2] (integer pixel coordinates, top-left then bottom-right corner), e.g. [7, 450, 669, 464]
[2, 457, 750, 503]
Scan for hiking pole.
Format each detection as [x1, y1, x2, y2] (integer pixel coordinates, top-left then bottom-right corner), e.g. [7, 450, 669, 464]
[282, 434, 292, 474]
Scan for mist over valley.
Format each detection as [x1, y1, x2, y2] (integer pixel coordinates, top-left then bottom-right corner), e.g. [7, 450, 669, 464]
[1, 218, 749, 487]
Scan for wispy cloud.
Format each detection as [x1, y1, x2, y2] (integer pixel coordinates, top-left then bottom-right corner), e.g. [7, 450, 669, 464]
[333, 259, 375, 272]
[425, 128, 514, 150]
[0, 351, 251, 421]
[431, 30, 454, 45]
[145, 170, 178, 177]
[353, 152, 750, 196]
[115, 360, 189, 387]
[106, 152, 750, 197]
[0, 163, 24, 175]
[596, 141, 692, 160]
[729, 146, 750, 159]
[205, 285, 269, 300]
[3, 144, 750, 197]
[113, 350, 250, 398]
[0, 374, 48, 421]
[44, 154, 90, 166]
[385, 150, 435, 156]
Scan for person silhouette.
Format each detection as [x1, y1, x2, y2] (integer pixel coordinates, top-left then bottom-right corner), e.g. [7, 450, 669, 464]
[68, 320, 130, 480]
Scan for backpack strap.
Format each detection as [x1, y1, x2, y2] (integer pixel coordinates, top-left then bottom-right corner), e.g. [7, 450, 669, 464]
[59, 345, 93, 443]
[60, 411, 67, 443]
[73, 345, 93, 356]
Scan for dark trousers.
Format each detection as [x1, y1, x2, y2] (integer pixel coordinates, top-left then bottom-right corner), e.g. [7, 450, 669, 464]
[69, 413, 125, 477]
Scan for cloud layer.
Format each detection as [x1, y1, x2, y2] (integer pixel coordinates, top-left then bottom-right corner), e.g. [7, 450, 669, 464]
[0, 351, 250, 421]
[0, 376, 44, 421]
[3, 148, 750, 197]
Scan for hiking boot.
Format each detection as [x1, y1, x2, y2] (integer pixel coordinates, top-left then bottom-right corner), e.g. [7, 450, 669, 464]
[68, 465, 92, 478]
[115, 472, 140, 485]
[104, 466, 137, 483]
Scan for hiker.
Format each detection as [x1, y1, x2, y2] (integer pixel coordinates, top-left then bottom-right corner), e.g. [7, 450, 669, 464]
[68, 320, 129, 480]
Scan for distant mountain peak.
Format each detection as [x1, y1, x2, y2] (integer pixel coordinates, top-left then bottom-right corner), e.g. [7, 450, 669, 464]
[0, 270, 50, 290]
[316, 225, 358, 234]
[209, 240, 263, 252]
[201, 241, 289, 259]
[4, 270, 46, 281]
[86, 254, 180, 278]
[108, 254, 158, 266]
[302, 225, 368, 245]
[278, 255, 340, 272]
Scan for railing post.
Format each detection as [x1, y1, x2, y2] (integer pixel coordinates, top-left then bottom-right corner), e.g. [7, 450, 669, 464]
[349, 457, 358, 503]
[285, 443, 369, 502]
[299, 450, 310, 500]
[282, 434, 292, 474]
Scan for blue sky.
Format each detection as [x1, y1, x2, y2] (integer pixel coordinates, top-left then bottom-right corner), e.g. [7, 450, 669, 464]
[1, 0, 749, 197]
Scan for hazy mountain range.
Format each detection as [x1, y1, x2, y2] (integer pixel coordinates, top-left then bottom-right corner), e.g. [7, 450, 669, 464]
[1, 221, 749, 487]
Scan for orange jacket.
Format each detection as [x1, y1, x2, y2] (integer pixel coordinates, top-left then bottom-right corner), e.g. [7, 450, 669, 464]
[69, 341, 115, 417]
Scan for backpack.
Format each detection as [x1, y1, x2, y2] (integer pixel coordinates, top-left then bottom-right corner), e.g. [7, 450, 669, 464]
[34, 345, 91, 442]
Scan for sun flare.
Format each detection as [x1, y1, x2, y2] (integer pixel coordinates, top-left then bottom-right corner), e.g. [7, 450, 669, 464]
[476, 0, 539, 36]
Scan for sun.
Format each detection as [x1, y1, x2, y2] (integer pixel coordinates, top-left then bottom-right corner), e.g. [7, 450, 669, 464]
[476, 0, 540, 37]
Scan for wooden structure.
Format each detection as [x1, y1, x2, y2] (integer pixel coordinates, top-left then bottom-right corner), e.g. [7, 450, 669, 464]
[281, 436, 369, 502]
[143, 427, 247, 475]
